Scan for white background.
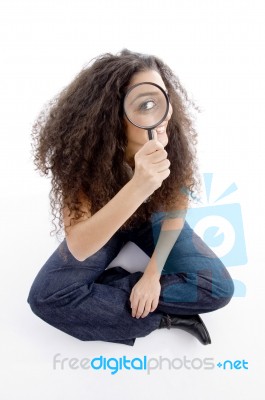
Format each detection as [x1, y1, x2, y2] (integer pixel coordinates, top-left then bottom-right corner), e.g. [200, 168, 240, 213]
[0, 0, 264, 399]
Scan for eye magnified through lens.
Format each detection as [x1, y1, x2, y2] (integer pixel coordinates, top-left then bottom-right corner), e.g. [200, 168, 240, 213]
[124, 82, 169, 140]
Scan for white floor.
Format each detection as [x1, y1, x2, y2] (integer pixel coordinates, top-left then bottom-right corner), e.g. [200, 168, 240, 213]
[1, 185, 264, 400]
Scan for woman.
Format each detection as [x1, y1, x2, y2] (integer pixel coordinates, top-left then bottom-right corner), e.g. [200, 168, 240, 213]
[27, 49, 234, 346]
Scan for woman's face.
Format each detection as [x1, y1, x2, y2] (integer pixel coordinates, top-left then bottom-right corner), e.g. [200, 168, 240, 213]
[124, 69, 173, 166]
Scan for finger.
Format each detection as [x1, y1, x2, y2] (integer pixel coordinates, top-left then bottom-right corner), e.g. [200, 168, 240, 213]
[153, 159, 170, 173]
[131, 296, 140, 318]
[131, 302, 137, 317]
[149, 148, 168, 163]
[134, 299, 147, 319]
[141, 138, 164, 155]
[150, 298, 159, 312]
[141, 300, 153, 318]
[129, 291, 135, 311]
[129, 290, 134, 304]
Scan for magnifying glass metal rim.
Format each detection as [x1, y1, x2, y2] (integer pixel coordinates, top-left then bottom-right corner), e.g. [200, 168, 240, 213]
[123, 81, 170, 130]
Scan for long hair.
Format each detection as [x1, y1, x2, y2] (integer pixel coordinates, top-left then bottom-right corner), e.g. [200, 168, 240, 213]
[31, 49, 201, 240]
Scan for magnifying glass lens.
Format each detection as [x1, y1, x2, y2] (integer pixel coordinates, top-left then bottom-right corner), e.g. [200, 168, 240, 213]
[124, 83, 168, 129]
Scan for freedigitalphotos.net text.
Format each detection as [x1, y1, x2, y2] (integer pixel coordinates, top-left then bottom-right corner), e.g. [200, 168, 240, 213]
[53, 354, 248, 375]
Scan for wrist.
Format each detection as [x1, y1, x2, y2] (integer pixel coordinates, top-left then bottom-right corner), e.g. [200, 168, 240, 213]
[144, 262, 162, 279]
[129, 176, 153, 201]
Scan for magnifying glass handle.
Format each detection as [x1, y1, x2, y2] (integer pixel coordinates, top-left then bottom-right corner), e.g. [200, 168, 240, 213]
[148, 129, 154, 140]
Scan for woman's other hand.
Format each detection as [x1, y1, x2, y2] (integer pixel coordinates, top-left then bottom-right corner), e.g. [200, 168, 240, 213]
[129, 270, 161, 318]
[131, 140, 170, 197]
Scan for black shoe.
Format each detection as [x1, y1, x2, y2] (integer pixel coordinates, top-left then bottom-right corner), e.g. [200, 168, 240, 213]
[159, 313, 211, 345]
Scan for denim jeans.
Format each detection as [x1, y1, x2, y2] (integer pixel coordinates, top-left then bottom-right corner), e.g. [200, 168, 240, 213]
[27, 214, 234, 346]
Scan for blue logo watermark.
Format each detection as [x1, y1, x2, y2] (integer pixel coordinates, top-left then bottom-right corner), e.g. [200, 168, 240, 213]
[185, 173, 247, 297]
[186, 173, 247, 265]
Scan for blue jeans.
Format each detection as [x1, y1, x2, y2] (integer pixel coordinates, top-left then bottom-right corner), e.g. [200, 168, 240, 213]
[27, 215, 234, 346]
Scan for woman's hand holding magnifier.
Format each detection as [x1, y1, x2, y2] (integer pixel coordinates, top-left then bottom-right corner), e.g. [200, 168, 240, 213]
[131, 129, 171, 196]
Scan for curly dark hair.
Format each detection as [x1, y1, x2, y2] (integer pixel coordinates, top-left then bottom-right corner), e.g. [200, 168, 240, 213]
[31, 48, 202, 240]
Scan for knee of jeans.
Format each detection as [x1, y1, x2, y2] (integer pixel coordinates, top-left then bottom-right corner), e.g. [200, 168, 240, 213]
[211, 273, 235, 310]
[27, 290, 43, 319]
[27, 283, 48, 318]
[27, 277, 89, 320]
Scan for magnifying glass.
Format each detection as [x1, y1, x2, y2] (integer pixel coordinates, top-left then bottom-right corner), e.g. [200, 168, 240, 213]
[123, 82, 169, 140]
